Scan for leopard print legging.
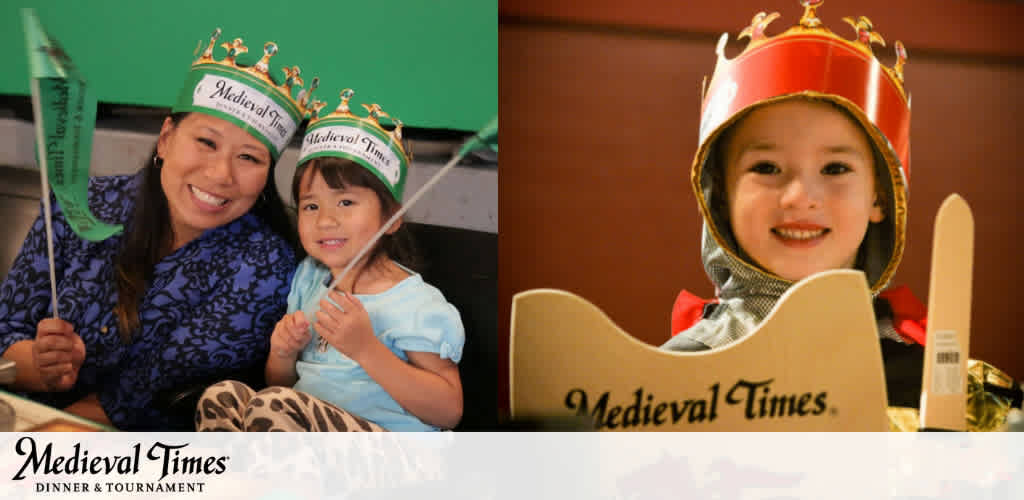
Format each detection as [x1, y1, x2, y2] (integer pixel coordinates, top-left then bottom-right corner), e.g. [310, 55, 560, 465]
[195, 380, 385, 432]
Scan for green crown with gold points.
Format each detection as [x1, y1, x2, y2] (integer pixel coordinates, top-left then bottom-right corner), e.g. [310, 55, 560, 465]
[173, 28, 321, 159]
[297, 88, 411, 201]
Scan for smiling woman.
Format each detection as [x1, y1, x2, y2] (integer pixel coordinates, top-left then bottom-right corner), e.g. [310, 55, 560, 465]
[0, 28, 312, 430]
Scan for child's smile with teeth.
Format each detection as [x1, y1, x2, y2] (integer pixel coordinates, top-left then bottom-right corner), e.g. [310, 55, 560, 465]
[318, 238, 347, 248]
[772, 227, 829, 240]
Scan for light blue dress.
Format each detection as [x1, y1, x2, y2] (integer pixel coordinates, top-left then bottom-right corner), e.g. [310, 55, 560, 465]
[287, 257, 464, 431]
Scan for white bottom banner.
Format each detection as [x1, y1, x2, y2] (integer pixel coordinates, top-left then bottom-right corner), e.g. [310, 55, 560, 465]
[1, 433, 1021, 499]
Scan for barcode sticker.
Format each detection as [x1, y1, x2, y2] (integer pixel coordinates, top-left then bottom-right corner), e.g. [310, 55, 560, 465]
[930, 330, 962, 395]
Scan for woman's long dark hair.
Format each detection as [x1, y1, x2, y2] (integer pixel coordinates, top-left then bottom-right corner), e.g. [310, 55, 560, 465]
[113, 112, 298, 340]
[291, 157, 419, 289]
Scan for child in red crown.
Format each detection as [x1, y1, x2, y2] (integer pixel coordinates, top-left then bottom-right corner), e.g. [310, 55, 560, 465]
[660, 0, 1020, 430]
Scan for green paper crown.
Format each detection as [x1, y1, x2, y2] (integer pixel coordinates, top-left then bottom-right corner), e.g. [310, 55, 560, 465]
[298, 88, 411, 201]
[173, 28, 321, 159]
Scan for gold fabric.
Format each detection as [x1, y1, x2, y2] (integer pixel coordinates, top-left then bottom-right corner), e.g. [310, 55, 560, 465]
[886, 359, 1019, 432]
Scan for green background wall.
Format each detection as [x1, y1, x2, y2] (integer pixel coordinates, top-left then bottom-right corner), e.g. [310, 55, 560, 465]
[2, 0, 496, 132]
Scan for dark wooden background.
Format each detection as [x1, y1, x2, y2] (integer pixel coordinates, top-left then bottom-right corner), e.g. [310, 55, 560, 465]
[498, 0, 1024, 417]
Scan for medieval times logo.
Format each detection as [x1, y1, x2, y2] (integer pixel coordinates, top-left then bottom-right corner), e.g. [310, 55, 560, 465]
[10, 437, 227, 494]
[566, 378, 831, 429]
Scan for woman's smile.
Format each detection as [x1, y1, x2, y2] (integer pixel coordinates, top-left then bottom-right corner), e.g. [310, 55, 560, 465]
[189, 184, 230, 209]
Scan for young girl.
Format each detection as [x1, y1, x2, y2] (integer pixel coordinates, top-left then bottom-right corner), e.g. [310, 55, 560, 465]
[663, 2, 905, 354]
[196, 91, 465, 432]
[662, 1, 1021, 430]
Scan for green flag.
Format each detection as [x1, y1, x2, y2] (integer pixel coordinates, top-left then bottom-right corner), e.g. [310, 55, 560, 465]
[22, 8, 121, 241]
[457, 114, 498, 158]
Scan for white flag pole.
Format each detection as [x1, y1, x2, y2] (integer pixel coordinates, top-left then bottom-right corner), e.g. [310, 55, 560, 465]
[29, 78, 61, 319]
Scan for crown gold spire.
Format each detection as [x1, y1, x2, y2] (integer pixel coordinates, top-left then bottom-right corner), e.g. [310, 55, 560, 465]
[332, 88, 356, 116]
[220, 38, 247, 62]
[892, 41, 908, 83]
[253, 42, 276, 73]
[798, 0, 824, 28]
[190, 29, 320, 118]
[281, 65, 302, 93]
[362, 103, 389, 124]
[390, 118, 404, 142]
[739, 12, 781, 42]
[296, 76, 320, 111]
[308, 99, 328, 118]
[200, 28, 221, 59]
[843, 16, 885, 52]
[726, 1, 908, 100]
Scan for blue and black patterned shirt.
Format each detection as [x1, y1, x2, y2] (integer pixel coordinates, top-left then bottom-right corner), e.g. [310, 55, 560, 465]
[0, 173, 296, 430]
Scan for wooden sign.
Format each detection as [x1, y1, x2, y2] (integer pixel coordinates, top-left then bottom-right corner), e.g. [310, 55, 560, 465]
[919, 194, 974, 431]
[510, 269, 889, 431]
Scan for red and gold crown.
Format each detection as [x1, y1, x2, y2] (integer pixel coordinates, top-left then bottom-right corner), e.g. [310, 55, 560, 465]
[173, 28, 322, 159]
[694, 0, 913, 293]
[698, 0, 910, 187]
